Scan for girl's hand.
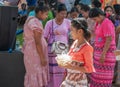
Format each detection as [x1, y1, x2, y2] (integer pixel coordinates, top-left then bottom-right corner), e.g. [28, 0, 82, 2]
[58, 60, 72, 69]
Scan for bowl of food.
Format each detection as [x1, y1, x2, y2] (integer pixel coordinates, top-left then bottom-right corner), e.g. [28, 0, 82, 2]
[55, 54, 71, 65]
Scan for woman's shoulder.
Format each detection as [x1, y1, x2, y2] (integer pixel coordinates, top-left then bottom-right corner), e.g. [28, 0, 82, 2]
[63, 18, 71, 26]
[64, 18, 71, 23]
[103, 18, 113, 24]
[101, 18, 114, 27]
[25, 16, 37, 25]
[46, 19, 55, 25]
[27, 16, 38, 22]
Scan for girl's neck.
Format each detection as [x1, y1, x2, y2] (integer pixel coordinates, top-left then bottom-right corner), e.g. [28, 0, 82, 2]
[35, 15, 39, 19]
[35, 14, 42, 20]
[77, 38, 86, 47]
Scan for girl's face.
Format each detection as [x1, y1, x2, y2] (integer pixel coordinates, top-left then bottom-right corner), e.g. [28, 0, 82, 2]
[70, 25, 82, 40]
[57, 11, 67, 19]
[70, 12, 79, 19]
[76, 5, 81, 13]
[37, 11, 49, 20]
[81, 10, 89, 19]
[105, 7, 113, 15]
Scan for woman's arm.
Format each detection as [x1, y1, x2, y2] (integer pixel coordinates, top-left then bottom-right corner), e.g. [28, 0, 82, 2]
[33, 30, 47, 66]
[100, 36, 112, 63]
[44, 20, 52, 43]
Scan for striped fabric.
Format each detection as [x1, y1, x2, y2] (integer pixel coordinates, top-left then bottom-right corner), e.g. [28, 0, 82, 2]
[47, 45, 65, 87]
[60, 62, 88, 87]
[90, 45, 116, 87]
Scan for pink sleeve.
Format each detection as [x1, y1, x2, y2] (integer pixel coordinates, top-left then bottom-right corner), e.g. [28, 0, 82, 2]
[44, 20, 52, 39]
[102, 20, 115, 37]
[28, 18, 42, 32]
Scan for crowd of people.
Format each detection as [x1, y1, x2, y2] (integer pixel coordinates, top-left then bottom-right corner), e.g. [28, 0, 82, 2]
[16, 0, 120, 87]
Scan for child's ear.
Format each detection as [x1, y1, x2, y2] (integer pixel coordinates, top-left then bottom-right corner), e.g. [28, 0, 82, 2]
[77, 29, 82, 34]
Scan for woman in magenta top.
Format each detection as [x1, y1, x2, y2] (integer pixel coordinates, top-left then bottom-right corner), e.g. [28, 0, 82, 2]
[89, 8, 116, 87]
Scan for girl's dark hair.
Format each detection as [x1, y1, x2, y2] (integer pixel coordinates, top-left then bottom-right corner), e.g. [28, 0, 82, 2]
[35, 2, 49, 14]
[71, 18, 91, 41]
[89, 8, 105, 18]
[92, 0, 101, 8]
[70, 7, 79, 13]
[81, 4, 90, 12]
[57, 3, 67, 13]
[104, 6, 114, 12]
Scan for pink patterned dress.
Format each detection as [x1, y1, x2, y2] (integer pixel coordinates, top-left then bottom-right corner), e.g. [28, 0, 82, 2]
[90, 18, 116, 87]
[23, 17, 49, 87]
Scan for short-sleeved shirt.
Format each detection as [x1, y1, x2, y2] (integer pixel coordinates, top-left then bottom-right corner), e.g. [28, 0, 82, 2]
[68, 40, 95, 73]
[95, 18, 116, 47]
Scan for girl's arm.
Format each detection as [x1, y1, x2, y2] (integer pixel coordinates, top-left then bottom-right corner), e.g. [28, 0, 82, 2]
[57, 45, 95, 73]
[58, 61, 89, 73]
[58, 61, 95, 73]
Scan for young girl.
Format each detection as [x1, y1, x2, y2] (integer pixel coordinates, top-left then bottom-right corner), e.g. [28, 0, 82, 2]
[56, 18, 95, 87]
[22, 5, 49, 87]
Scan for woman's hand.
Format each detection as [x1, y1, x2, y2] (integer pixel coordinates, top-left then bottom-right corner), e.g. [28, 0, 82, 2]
[100, 36, 112, 64]
[99, 53, 105, 64]
[41, 58, 47, 67]
[114, 50, 120, 56]
[116, 26, 120, 34]
[54, 30, 61, 35]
